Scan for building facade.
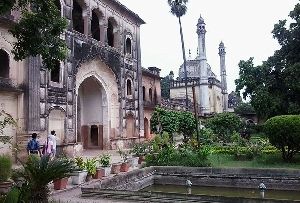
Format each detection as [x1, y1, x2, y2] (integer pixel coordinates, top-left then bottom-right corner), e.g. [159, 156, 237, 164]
[142, 67, 161, 140]
[0, 0, 159, 157]
[170, 16, 228, 116]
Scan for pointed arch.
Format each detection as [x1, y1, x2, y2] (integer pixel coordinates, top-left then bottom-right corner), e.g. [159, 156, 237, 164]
[0, 49, 9, 78]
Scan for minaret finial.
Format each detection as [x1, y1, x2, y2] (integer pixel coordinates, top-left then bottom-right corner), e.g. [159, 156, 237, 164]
[188, 49, 191, 59]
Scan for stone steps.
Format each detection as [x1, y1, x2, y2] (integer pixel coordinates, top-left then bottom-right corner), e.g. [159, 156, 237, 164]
[82, 192, 221, 203]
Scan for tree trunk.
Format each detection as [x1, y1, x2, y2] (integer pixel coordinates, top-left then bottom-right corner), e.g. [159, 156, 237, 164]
[178, 16, 189, 109]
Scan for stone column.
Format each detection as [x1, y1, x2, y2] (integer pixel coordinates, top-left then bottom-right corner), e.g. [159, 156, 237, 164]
[219, 41, 228, 112]
[197, 16, 210, 115]
[27, 56, 41, 131]
[136, 27, 144, 137]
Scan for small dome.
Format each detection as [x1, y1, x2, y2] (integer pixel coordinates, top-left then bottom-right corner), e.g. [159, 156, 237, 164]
[198, 15, 205, 24]
[219, 41, 224, 47]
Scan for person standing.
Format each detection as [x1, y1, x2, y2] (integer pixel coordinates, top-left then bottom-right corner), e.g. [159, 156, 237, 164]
[42, 135, 54, 157]
[48, 130, 59, 157]
[27, 133, 41, 156]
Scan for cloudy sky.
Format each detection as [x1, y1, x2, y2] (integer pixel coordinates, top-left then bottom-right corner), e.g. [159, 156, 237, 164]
[119, 0, 298, 92]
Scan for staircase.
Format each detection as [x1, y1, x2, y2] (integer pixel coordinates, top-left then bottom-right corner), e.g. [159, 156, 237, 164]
[81, 189, 222, 203]
[16, 133, 35, 161]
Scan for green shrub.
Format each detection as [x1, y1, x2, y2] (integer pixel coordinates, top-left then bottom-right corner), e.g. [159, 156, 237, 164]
[17, 155, 75, 202]
[0, 155, 12, 182]
[130, 142, 149, 156]
[145, 144, 210, 167]
[98, 154, 111, 167]
[74, 157, 85, 170]
[264, 115, 300, 161]
[198, 128, 217, 145]
[205, 113, 242, 142]
[84, 158, 97, 175]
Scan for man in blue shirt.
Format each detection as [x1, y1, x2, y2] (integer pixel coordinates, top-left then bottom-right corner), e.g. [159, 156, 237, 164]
[27, 133, 41, 156]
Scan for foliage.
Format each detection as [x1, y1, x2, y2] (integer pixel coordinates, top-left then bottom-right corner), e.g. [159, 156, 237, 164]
[234, 102, 256, 115]
[198, 128, 217, 145]
[98, 154, 111, 167]
[168, 0, 188, 18]
[0, 0, 67, 70]
[205, 113, 242, 142]
[74, 157, 85, 171]
[84, 158, 97, 175]
[178, 111, 196, 141]
[150, 132, 171, 153]
[264, 115, 300, 161]
[0, 155, 12, 182]
[117, 148, 129, 163]
[16, 155, 75, 202]
[130, 142, 149, 156]
[150, 107, 197, 142]
[161, 75, 171, 99]
[145, 144, 210, 167]
[235, 2, 300, 119]
[0, 111, 17, 145]
[150, 107, 180, 135]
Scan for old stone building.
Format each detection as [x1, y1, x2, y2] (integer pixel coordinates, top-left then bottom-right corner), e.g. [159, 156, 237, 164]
[142, 67, 161, 140]
[170, 16, 228, 116]
[0, 0, 161, 156]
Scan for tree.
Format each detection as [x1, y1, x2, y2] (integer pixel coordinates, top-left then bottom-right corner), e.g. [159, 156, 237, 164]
[235, 2, 300, 119]
[205, 113, 242, 142]
[234, 102, 255, 115]
[0, 0, 67, 70]
[167, 0, 189, 108]
[264, 115, 300, 161]
[161, 75, 171, 99]
[178, 111, 196, 141]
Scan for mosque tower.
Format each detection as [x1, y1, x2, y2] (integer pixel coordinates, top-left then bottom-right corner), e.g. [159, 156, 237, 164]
[196, 15, 210, 115]
[218, 41, 228, 112]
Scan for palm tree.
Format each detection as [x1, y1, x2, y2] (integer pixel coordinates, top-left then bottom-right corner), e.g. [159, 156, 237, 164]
[168, 0, 189, 109]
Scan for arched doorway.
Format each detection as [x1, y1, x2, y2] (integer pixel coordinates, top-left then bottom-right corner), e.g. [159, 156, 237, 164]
[78, 76, 106, 149]
[48, 109, 65, 144]
[144, 117, 150, 139]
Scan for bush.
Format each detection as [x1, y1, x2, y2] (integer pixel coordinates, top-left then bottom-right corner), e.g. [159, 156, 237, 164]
[98, 154, 111, 167]
[74, 157, 85, 170]
[17, 155, 75, 202]
[130, 142, 149, 156]
[264, 115, 300, 161]
[0, 155, 12, 182]
[205, 113, 242, 142]
[84, 158, 97, 175]
[145, 144, 211, 167]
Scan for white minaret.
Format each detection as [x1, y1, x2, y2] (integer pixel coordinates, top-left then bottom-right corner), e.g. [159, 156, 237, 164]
[197, 15, 210, 115]
[218, 41, 228, 112]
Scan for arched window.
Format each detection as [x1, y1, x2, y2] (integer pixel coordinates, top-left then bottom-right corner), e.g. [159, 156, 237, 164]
[72, 0, 84, 34]
[126, 79, 132, 96]
[154, 89, 157, 104]
[91, 10, 100, 41]
[142, 86, 145, 101]
[0, 49, 9, 78]
[149, 88, 152, 102]
[107, 18, 115, 47]
[50, 60, 60, 83]
[125, 38, 131, 54]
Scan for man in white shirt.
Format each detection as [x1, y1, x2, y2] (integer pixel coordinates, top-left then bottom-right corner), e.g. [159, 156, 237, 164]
[49, 130, 59, 157]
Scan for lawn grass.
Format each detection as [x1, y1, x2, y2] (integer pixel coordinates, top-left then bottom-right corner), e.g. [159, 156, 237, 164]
[209, 153, 300, 169]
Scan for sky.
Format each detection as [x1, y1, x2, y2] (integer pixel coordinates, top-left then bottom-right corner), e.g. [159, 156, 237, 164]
[119, 0, 299, 92]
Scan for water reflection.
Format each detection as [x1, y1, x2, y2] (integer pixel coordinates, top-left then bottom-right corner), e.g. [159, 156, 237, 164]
[142, 185, 300, 201]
